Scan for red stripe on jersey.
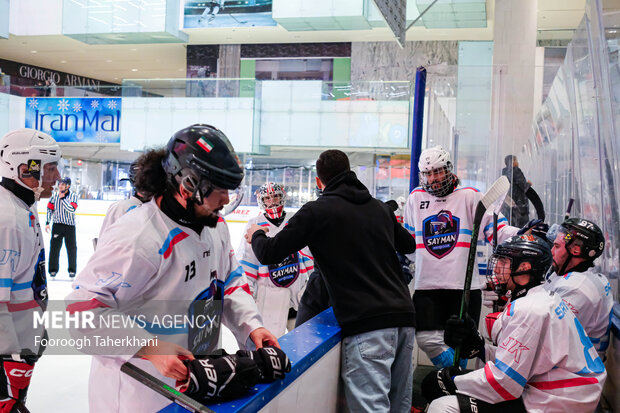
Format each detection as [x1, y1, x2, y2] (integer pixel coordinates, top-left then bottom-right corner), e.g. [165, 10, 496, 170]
[529, 377, 599, 390]
[218, 217, 225, 223]
[416, 243, 424, 249]
[163, 231, 190, 259]
[484, 364, 516, 400]
[47, 202, 55, 210]
[70, 202, 78, 209]
[67, 298, 110, 314]
[300, 265, 314, 273]
[7, 300, 40, 312]
[257, 272, 269, 278]
[225, 284, 251, 296]
[411, 189, 426, 194]
[455, 242, 471, 248]
[299, 251, 313, 259]
[244, 271, 258, 280]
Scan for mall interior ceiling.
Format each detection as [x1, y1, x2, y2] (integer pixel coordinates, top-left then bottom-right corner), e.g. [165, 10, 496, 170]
[0, 0, 594, 165]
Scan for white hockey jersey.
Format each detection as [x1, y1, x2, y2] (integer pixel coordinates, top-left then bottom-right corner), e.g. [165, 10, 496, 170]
[456, 287, 606, 412]
[65, 200, 263, 413]
[544, 268, 613, 357]
[98, 196, 143, 238]
[403, 186, 518, 290]
[0, 185, 47, 355]
[236, 213, 313, 337]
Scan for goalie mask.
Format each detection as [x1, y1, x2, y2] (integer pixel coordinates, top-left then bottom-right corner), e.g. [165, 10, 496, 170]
[0, 128, 61, 196]
[418, 146, 457, 197]
[256, 182, 286, 219]
[487, 234, 552, 301]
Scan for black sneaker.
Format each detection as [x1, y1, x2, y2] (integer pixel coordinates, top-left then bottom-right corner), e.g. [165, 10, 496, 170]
[49, 272, 57, 278]
[69, 272, 76, 278]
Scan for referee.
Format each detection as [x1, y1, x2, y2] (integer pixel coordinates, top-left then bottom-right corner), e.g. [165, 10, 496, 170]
[45, 177, 78, 277]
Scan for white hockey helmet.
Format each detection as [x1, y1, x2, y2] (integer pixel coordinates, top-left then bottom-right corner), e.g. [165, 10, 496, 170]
[0, 128, 61, 191]
[418, 146, 455, 197]
[256, 182, 286, 219]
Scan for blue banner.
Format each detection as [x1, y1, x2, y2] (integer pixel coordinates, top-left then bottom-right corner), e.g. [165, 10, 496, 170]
[25, 97, 121, 143]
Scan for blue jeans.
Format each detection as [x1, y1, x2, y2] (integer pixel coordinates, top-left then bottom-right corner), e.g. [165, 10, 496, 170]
[341, 327, 415, 413]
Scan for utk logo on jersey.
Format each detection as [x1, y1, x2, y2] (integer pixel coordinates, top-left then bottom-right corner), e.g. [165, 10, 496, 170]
[422, 210, 460, 259]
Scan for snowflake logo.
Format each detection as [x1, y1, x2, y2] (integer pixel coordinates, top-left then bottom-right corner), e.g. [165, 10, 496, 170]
[107, 100, 118, 110]
[91, 100, 100, 109]
[72, 102, 82, 112]
[57, 99, 70, 112]
[28, 99, 39, 109]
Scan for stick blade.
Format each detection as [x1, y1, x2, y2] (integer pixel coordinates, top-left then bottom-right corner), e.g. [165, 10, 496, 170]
[481, 176, 510, 211]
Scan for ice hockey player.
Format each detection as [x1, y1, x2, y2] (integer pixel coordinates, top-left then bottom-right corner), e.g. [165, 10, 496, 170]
[423, 234, 606, 413]
[0, 128, 61, 412]
[98, 149, 166, 238]
[544, 217, 613, 359]
[403, 146, 518, 368]
[236, 182, 313, 337]
[65, 124, 279, 413]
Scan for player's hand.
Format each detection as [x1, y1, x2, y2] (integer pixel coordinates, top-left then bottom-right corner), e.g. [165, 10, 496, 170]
[45, 224, 50, 233]
[482, 289, 499, 308]
[137, 340, 195, 381]
[244, 224, 268, 244]
[249, 327, 280, 349]
[517, 219, 549, 240]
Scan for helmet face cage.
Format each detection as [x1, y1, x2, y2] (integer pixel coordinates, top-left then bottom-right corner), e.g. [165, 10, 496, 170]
[256, 182, 286, 219]
[487, 255, 514, 296]
[418, 164, 454, 197]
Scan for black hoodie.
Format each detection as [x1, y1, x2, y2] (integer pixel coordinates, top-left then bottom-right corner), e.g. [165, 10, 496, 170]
[251, 170, 416, 337]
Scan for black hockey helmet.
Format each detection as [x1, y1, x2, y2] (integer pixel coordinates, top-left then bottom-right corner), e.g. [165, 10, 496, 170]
[162, 124, 244, 202]
[128, 161, 139, 186]
[558, 218, 605, 260]
[487, 234, 552, 299]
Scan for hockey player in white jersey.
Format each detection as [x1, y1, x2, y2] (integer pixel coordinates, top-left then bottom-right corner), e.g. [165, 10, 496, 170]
[423, 234, 607, 413]
[543, 217, 613, 359]
[65, 124, 279, 413]
[98, 149, 166, 238]
[236, 182, 313, 337]
[403, 146, 518, 368]
[0, 128, 61, 412]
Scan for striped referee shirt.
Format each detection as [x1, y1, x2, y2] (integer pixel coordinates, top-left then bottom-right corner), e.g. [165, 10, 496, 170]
[46, 190, 78, 226]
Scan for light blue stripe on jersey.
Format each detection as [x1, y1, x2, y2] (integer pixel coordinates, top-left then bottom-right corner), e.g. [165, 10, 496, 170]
[460, 229, 473, 235]
[403, 223, 415, 233]
[484, 217, 507, 233]
[494, 359, 527, 387]
[11, 281, 31, 291]
[224, 266, 244, 288]
[239, 260, 259, 270]
[300, 256, 312, 263]
[125, 205, 138, 213]
[0, 279, 32, 290]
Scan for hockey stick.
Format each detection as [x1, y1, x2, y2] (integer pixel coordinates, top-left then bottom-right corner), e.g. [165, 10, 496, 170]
[454, 176, 510, 366]
[564, 198, 574, 220]
[492, 213, 499, 313]
[121, 362, 215, 413]
[525, 187, 545, 221]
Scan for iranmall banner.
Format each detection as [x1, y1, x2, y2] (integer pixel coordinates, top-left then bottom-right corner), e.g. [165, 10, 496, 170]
[25, 97, 121, 143]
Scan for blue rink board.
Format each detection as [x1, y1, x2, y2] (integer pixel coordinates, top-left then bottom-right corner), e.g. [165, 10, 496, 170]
[159, 308, 341, 413]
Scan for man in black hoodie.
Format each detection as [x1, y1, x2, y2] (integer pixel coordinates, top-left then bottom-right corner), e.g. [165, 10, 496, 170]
[501, 155, 532, 227]
[245, 149, 416, 412]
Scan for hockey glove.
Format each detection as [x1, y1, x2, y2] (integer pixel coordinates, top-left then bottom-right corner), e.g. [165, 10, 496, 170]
[517, 219, 550, 242]
[421, 366, 465, 403]
[444, 314, 485, 360]
[236, 346, 291, 382]
[178, 351, 260, 402]
[0, 355, 36, 412]
[482, 289, 508, 311]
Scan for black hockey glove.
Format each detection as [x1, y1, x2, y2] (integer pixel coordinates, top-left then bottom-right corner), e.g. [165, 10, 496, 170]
[445, 314, 485, 360]
[517, 219, 550, 242]
[178, 351, 260, 402]
[236, 346, 291, 382]
[421, 366, 465, 403]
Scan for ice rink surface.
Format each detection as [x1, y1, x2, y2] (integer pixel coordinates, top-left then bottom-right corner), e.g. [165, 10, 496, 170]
[28, 199, 252, 413]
